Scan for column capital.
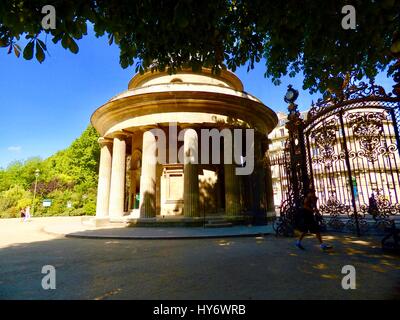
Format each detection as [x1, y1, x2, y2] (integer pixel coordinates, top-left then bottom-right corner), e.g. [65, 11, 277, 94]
[110, 131, 129, 140]
[98, 137, 113, 146]
[138, 125, 159, 133]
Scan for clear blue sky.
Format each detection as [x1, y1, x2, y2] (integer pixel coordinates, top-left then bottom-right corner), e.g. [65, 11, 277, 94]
[0, 26, 395, 169]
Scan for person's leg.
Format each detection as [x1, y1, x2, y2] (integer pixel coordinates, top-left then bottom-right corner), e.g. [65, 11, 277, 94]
[296, 232, 306, 250]
[316, 232, 333, 250]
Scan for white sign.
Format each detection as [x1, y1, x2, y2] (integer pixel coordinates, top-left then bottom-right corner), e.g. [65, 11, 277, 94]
[43, 199, 52, 207]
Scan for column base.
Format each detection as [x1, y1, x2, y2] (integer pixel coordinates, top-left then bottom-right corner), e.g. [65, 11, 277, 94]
[126, 214, 256, 227]
[81, 216, 111, 227]
[82, 216, 132, 226]
[130, 208, 140, 219]
[109, 214, 130, 223]
[128, 216, 204, 227]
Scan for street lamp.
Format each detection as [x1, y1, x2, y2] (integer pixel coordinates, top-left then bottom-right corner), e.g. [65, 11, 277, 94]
[32, 169, 40, 217]
[284, 85, 299, 104]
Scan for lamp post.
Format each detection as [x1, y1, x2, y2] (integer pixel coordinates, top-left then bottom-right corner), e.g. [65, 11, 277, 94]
[284, 85, 305, 208]
[32, 169, 40, 217]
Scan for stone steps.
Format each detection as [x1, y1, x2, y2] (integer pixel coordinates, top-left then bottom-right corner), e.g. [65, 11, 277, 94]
[204, 218, 233, 228]
[81, 216, 126, 227]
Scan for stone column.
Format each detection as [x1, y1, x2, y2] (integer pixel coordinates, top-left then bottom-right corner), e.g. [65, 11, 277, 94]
[139, 131, 157, 218]
[130, 149, 142, 211]
[223, 128, 241, 216]
[129, 169, 136, 210]
[242, 174, 253, 213]
[224, 163, 241, 216]
[128, 140, 137, 211]
[95, 137, 113, 218]
[109, 133, 127, 218]
[183, 129, 199, 217]
[216, 167, 223, 212]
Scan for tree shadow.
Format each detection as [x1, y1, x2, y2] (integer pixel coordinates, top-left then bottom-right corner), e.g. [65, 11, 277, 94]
[0, 229, 399, 300]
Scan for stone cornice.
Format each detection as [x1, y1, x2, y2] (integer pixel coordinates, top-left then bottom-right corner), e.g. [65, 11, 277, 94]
[91, 90, 278, 138]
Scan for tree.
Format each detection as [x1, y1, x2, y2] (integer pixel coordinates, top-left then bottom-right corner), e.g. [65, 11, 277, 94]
[1, 0, 399, 94]
[49, 125, 100, 186]
[0, 125, 100, 218]
[0, 185, 31, 217]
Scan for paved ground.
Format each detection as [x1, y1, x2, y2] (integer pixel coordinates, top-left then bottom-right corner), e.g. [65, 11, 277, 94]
[0, 217, 399, 299]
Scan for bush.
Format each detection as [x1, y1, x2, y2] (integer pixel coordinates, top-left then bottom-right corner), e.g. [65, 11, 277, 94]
[82, 200, 96, 216]
[69, 208, 86, 216]
[17, 198, 33, 210]
[1, 208, 18, 219]
[0, 185, 31, 218]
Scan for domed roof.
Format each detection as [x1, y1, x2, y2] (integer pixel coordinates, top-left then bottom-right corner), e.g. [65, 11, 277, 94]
[128, 68, 244, 91]
[91, 68, 278, 138]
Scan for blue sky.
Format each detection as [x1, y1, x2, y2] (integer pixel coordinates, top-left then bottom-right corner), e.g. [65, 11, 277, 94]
[0, 27, 395, 169]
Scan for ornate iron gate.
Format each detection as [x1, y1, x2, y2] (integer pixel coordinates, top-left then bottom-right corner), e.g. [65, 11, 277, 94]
[276, 79, 400, 236]
[270, 153, 290, 205]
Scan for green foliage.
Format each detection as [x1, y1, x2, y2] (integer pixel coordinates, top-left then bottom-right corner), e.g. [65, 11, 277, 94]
[0, 0, 399, 93]
[16, 197, 33, 211]
[0, 125, 100, 218]
[0, 185, 31, 218]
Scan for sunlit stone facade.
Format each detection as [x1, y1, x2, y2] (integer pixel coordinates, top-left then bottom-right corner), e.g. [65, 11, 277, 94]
[91, 69, 278, 223]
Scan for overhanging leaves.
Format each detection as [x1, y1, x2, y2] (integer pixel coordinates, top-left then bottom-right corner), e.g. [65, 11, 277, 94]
[0, 0, 399, 93]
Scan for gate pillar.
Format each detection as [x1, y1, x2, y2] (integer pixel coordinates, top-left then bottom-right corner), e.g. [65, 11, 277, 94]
[284, 86, 311, 210]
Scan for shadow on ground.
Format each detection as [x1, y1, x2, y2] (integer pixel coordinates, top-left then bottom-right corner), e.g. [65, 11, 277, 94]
[0, 230, 399, 300]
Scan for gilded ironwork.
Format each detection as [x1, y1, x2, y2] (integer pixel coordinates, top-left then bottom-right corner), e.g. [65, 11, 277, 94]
[320, 197, 350, 230]
[276, 77, 400, 237]
[311, 118, 340, 169]
[346, 112, 396, 162]
[307, 78, 398, 126]
[360, 192, 400, 231]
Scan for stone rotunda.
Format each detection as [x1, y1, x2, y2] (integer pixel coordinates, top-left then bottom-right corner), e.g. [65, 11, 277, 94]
[91, 68, 278, 225]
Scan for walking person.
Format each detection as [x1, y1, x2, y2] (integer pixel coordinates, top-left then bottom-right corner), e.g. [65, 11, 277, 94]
[368, 193, 379, 221]
[295, 190, 332, 251]
[20, 207, 26, 222]
[24, 206, 31, 222]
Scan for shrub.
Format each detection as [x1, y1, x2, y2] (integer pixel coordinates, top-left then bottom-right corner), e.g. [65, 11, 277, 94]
[0, 185, 31, 214]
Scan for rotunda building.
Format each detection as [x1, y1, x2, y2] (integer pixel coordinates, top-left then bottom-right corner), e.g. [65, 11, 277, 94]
[91, 69, 278, 224]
